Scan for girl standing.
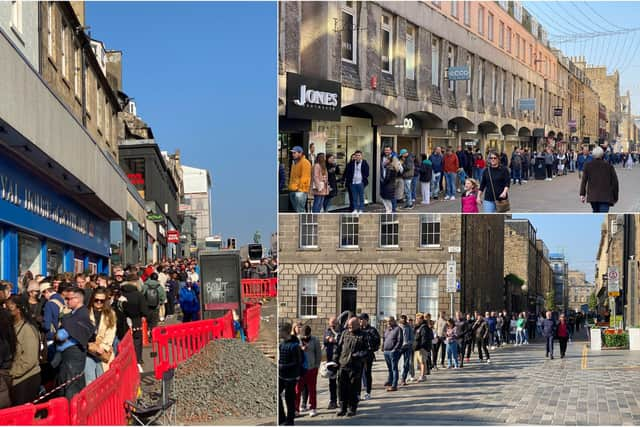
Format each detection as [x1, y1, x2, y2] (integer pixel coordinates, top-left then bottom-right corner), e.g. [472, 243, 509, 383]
[419, 155, 432, 205]
[445, 319, 459, 369]
[324, 154, 340, 212]
[461, 178, 480, 213]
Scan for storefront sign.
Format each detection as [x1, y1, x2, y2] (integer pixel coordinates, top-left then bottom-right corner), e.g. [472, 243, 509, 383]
[446, 66, 470, 81]
[147, 213, 164, 222]
[286, 72, 341, 121]
[553, 107, 563, 117]
[0, 153, 109, 257]
[518, 98, 536, 111]
[127, 173, 144, 185]
[167, 230, 180, 243]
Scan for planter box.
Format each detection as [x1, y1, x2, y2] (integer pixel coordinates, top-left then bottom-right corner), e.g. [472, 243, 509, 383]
[630, 328, 640, 351]
[591, 328, 602, 351]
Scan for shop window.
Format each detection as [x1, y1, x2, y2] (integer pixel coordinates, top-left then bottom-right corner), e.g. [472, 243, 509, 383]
[379, 214, 399, 247]
[417, 275, 439, 317]
[299, 214, 318, 248]
[340, 214, 359, 248]
[405, 26, 415, 80]
[46, 242, 64, 276]
[74, 258, 84, 274]
[89, 262, 97, 275]
[342, 1, 357, 63]
[298, 275, 318, 318]
[381, 14, 393, 74]
[11, 0, 23, 35]
[377, 275, 397, 319]
[18, 234, 41, 284]
[420, 214, 441, 247]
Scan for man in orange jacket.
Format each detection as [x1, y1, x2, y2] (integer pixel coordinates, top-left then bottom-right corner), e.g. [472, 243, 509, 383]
[288, 146, 312, 212]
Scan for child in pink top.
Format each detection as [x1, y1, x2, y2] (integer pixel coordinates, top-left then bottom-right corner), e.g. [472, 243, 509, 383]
[461, 178, 480, 213]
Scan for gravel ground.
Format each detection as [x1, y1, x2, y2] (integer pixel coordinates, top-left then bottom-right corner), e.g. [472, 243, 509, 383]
[173, 339, 276, 424]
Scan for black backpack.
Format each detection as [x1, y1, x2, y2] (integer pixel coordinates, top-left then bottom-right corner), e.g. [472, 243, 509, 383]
[365, 326, 381, 353]
[145, 283, 160, 308]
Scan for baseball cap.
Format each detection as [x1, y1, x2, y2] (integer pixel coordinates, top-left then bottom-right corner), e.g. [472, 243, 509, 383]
[290, 146, 303, 153]
[399, 148, 408, 156]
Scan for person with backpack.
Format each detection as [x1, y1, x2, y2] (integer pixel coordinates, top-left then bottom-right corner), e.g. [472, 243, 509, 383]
[142, 273, 166, 337]
[179, 281, 200, 323]
[358, 313, 380, 400]
[279, 323, 304, 425]
[419, 155, 433, 205]
[119, 276, 150, 371]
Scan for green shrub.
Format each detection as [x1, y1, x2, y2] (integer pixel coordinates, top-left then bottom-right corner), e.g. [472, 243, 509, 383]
[603, 333, 629, 348]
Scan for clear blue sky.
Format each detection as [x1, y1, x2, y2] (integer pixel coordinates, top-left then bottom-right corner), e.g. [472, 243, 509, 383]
[512, 214, 604, 282]
[524, 1, 640, 113]
[86, 2, 276, 247]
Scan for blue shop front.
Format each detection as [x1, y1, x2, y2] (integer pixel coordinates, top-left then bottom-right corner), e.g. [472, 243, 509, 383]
[0, 153, 110, 293]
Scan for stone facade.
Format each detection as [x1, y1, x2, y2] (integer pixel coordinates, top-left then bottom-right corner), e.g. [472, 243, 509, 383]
[584, 65, 620, 143]
[279, 1, 569, 156]
[567, 270, 594, 312]
[0, 1, 39, 69]
[503, 219, 539, 313]
[278, 213, 462, 332]
[39, 1, 120, 162]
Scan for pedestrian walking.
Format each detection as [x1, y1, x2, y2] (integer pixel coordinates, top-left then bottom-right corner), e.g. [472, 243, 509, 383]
[279, 323, 304, 426]
[557, 314, 570, 358]
[478, 152, 510, 213]
[445, 319, 459, 369]
[579, 146, 619, 213]
[542, 311, 556, 359]
[443, 147, 459, 201]
[359, 313, 380, 401]
[399, 315, 414, 385]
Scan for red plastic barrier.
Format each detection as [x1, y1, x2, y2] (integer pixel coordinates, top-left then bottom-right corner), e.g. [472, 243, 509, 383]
[241, 279, 271, 301]
[267, 277, 278, 297]
[152, 312, 234, 380]
[69, 330, 140, 425]
[243, 303, 261, 343]
[0, 397, 69, 425]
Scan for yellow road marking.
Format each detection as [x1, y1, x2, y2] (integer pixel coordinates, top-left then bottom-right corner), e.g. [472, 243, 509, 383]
[581, 345, 588, 369]
[582, 344, 640, 370]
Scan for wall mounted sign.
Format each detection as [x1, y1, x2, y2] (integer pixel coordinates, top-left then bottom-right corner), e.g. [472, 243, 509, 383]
[286, 72, 342, 121]
[446, 66, 470, 81]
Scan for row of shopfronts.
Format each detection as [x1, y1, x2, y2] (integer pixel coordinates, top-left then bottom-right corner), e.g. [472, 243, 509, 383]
[279, 73, 578, 212]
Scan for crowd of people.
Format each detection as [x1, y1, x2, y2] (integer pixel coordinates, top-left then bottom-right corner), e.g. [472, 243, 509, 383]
[278, 308, 586, 424]
[0, 258, 203, 410]
[241, 256, 278, 279]
[282, 142, 629, 214]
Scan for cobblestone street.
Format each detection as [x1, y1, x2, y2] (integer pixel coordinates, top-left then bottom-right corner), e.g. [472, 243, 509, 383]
[362, 165, 640, 214]
[295, 331, 640, 425]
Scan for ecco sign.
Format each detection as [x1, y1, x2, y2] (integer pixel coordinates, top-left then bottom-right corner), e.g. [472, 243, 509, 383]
[287, 72, 342, 121]
[446, 66, 470, 81]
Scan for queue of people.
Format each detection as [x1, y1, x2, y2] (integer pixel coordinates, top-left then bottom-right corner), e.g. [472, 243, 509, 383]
[0, 258, 202, 410]
[278, 308, 584, 424]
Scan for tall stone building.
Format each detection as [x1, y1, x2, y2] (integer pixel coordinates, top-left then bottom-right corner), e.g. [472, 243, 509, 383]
[503, 218, 547, 313]
[619, 91, 636, 152]
[567, 270, 594, 312]
[536, 239, 553, 309]
[585, 65, 620, 144]
[549, 253, 569, 312]
[279, 1, 568, 211]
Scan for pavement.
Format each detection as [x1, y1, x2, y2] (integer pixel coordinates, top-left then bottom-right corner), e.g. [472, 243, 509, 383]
[294, 329, 640, 425]
[361, 164, 640, 213]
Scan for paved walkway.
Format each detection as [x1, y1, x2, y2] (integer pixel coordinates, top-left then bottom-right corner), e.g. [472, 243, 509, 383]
[295, 332, 640, 425]
[361, 164, 640, 213]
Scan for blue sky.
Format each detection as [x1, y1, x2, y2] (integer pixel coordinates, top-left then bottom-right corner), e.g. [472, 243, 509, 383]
[512, 214, 605, 282]
[86, 2, 276, 247]
[524, 1, 640, 113]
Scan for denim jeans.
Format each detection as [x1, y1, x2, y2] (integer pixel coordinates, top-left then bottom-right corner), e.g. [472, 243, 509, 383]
[446, 341, 459, 368]
[403, 179, 413, 207]
[411, 175, 419, 201]
[350, 183, 365, 211]
[289, 191, 308, 213]
[311, 195, 325, 213]
[445, 172, 456, 198]
[323, 195, 334, 212]
[590, 202, 610, 213]
[383, 350, 400, 388]
[473, 168, 484, 182]
[516, 329, 525, 345]
[400, 347, 413, 381]
[482, 200, 497, 213]
[84, 355, 104, 385]
[512, 168, 522, 184]
[431, 172, 442, 198]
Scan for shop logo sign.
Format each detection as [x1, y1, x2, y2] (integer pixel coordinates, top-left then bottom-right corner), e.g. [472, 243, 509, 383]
[286, 72, 342, 122]
[293, 85, 339, 108]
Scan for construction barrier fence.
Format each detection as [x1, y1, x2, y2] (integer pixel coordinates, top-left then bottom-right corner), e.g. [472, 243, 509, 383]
[0, 330, 139, 426]
[241, 278, 277, 301]
[243, 303, 261, 343]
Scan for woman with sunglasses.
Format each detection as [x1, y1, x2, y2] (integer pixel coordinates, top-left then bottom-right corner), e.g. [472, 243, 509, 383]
[477, 151, 510, 213]
[85, 288, 116, 384]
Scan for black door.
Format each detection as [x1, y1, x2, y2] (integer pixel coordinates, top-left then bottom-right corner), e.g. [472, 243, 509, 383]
[340, 276, 357, 314]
